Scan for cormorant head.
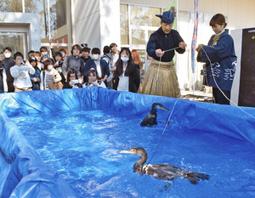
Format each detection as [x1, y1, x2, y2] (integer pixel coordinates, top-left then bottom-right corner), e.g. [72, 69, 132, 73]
[119, 147, 148, 168]
[151, 103, 169, 113]
[119, 147, 147, 156]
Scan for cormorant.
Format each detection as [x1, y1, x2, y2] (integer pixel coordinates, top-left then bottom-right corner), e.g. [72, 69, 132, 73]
[119, 147, 209, 184]
[140, 103, 169, 127]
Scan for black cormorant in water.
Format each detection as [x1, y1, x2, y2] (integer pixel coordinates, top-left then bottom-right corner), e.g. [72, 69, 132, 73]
[119, 147, 209, 184]
[140, 103, 169, 127]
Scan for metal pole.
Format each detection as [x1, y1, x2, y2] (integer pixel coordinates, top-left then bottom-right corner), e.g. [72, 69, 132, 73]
[43, 0, 48, 38]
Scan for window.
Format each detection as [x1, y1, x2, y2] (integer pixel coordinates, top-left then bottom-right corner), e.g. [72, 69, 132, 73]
[120, 3, 162, 63]
[120, 4, 162, 69]
[131, 29, 146, 45]
[0, 0, 22, 12]
[0, 0, 70, 52]
[130, 6, 161, 27]
[24, 0, 37, 13]
[120, 4, 129, 45]
[40, 0, 68, 48]
[56, 0, 67, 28]
[120, 4, 161, 47]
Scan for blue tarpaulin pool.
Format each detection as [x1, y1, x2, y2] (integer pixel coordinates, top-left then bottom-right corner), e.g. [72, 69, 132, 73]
[1, 88, 255, 198]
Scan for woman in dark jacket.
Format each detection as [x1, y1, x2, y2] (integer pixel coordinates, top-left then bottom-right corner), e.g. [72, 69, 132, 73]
[112, 48, 140, 93]
[196, 13, 237, 105]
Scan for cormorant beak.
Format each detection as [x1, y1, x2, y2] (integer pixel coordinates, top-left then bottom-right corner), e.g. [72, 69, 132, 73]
[119, 149, 136, 154]
[157, 105, 169, 111]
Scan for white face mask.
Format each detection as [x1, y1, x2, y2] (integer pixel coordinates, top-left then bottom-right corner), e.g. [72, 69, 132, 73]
[4, 52, 11, 58]
[121, 56, 129, 63]
[41, 52, 48, 56]
[48, 65, 53, 71]
[92, 54, 100, 60]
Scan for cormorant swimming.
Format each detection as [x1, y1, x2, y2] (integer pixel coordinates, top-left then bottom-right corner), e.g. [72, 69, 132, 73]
[140, 103, 169, 127]
[119, 147, 209, 184]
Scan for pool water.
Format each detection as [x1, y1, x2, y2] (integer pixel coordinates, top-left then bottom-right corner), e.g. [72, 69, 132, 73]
[12, 110, 255, 198]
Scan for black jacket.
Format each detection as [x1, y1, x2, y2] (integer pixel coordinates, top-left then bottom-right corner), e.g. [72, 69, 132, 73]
[113, 61, 140, 93]
[83, 58, 110, 82]
[147, 28, 185, 62]
[3, 58, 15, 92]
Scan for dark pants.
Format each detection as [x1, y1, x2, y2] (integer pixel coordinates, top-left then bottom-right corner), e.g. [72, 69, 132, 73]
[7, 81, 15, 92]
[213, 87, 230, 105]
[0, 75, 4, 93]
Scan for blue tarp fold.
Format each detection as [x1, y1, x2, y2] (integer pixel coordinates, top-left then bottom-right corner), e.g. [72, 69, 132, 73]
[0, 88, 255, 197]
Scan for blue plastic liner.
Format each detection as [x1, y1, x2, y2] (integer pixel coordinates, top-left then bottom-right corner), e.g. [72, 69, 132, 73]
[0, 87, 255, 197]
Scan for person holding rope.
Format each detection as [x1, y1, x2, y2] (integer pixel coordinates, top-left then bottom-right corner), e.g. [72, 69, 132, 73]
[140, 10, 186, 97]
[196, 13, 237, 105]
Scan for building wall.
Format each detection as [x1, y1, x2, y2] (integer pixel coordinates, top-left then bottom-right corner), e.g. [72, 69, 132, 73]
[99, 0, 121, 48]
[179, 0, 255, 29]
[72, 0, 101, 48]
[177, 0, 255, 90]
[72, 0, 121, 49]
[120, 0, 169, 8]
[0, 12, 41, 51]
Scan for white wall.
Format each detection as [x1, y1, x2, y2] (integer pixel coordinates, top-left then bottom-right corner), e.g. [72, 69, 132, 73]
[72, 0, 120, 50]
[100, 0, 121, 48]
[0, 12, 41, 51]
[72, 0, 101, 48]
[120, 0, 169, 8]
[179, 0, 255, 29]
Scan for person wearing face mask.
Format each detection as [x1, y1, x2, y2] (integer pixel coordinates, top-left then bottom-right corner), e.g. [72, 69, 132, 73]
[59, 48, 67, 59]
[10, 52, 35, 92]
[42, 59, 63, 90]
[112, 47, 140, 92]
[83, 48, 110, 87]
[62, 44, 84, 82]
[40, 46, 50, 62]
[196, 13, 237, 105]
[2, 47, 15, 92]
[141, 10, 186, 98]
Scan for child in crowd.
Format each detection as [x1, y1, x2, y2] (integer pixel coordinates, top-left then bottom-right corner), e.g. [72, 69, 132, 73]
[43, 59, 63, 90]
[65, 70, 83, 88]
[83, 69, 106, 88]
[10, 52, 35, 92]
